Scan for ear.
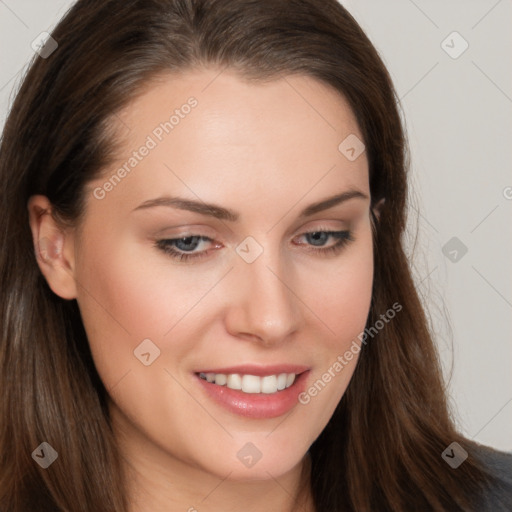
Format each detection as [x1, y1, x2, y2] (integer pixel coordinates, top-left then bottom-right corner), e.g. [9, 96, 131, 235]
[27, 195, 78, 300]
[372, 198, 385, 221]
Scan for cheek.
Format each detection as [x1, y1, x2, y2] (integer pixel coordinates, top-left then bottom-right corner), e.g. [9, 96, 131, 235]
[295, 230, 373, 422]
[73, 233, 230, 389]
[302, 230, 374, 343]
[75, 235, 209, 331]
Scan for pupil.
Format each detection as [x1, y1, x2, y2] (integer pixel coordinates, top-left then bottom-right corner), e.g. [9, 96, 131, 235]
[176, 236, 200, 251]
[307, 232, 328, 246]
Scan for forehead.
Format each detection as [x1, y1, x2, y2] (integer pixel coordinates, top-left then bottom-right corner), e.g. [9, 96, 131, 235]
[87, 68, 369, 218]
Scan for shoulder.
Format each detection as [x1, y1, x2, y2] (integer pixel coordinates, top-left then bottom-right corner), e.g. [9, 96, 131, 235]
[470, 442, 512, 511]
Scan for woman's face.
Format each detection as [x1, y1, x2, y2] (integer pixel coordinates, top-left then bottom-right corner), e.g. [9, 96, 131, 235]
[59, 69, 374, 481]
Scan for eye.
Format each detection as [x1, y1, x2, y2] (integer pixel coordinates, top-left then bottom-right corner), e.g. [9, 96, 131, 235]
[293, 230, 354, 256]
[155, 235, 219, 262]
[155, 229, 355, 263]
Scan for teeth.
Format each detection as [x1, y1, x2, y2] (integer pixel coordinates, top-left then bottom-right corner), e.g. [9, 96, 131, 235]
[215, 374, 227, 386]
[242, 374, 260, 393]
[277, 373, 287, 390]
[226, 373, 242, 390]
[261, 375, 278, 394]
[198, 372, 297, 394]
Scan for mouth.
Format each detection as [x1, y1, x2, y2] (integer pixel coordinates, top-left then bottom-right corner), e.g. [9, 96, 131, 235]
[193, 365, 310, 419]
[197, 371, 297, 394]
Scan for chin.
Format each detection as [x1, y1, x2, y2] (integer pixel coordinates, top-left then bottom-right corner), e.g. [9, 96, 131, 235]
[199, 439, 308, 483]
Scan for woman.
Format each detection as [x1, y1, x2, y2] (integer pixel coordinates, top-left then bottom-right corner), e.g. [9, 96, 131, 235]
[0, 0, 510, 510]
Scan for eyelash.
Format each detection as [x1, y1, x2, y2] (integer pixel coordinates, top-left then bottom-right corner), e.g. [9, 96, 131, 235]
[155, 229, 354, 262]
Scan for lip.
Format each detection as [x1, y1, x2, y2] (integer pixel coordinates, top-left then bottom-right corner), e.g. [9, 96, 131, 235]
[194, 366, 311, 419]
[195, 364, 310, 377]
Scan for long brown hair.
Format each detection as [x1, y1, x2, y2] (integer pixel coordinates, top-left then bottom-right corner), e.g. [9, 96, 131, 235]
[0, 1, 497, 510]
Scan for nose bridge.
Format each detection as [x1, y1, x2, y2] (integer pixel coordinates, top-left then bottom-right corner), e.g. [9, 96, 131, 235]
[226, 244, 301, 343]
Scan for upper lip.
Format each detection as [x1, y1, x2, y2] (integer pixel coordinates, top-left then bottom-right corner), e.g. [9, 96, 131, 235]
[195, 364, 310, 377]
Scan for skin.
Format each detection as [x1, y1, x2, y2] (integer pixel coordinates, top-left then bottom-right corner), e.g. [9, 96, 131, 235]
[29, 68, 380, 512]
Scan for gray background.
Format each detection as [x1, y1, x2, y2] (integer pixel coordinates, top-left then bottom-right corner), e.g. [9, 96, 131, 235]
[1, 0, 510, 451]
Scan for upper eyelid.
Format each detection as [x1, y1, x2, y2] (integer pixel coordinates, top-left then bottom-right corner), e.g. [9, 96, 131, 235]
[159, 221, 350, 239]
[160, 229, 350, 250]
[162, 228, 348, 240]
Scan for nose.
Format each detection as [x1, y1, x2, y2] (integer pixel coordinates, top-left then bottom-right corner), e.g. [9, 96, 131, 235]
[224, 249, 303, 346]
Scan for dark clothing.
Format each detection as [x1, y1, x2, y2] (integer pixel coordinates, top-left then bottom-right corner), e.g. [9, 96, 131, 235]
[474, 444, 512, 510]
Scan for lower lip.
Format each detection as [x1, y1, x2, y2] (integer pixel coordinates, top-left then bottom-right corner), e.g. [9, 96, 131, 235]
[195, 371, 310, 419]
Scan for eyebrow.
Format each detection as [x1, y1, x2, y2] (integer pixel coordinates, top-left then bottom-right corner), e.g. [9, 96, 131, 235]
[132, 189, 368, 221]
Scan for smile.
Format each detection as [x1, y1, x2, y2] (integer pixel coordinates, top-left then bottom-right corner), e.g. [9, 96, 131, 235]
[198, 372, 296, 394]
[194, 365, 311, 418]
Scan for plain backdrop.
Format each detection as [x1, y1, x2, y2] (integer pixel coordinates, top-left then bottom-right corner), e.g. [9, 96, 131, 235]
[0, 0, 510, 451]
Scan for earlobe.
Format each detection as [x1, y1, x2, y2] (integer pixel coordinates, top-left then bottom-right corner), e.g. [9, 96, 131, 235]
[27, 195, 78, 300]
